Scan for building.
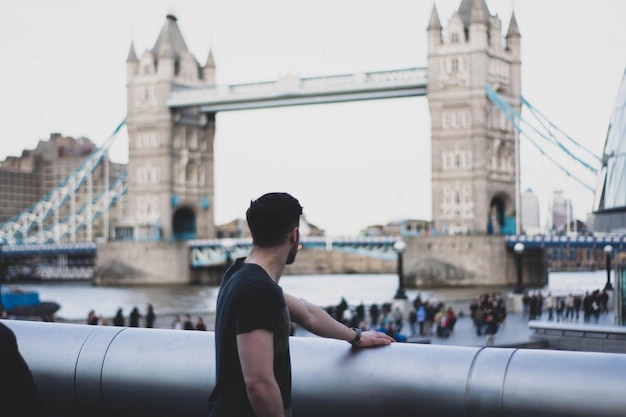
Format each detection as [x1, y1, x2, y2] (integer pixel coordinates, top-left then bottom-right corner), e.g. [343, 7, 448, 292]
[363, 219, 432, 237]
[123, 13, 216, 241]
[521, 188, 541, 234]
[593, 68, 626, 234]
[0, 133, 125, 242]
[216, 215, 324, 239]
[427, 0, 521, 236]
[551, 190, 573, 233]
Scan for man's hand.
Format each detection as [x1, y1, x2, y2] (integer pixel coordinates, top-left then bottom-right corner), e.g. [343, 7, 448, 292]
[353, 330, 395, 347]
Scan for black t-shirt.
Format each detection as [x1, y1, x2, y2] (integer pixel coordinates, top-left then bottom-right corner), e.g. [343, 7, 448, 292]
[208, 260, 292, 417]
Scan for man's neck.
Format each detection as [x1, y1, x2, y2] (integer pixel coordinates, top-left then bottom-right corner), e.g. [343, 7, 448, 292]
[245, 247, 287, 283]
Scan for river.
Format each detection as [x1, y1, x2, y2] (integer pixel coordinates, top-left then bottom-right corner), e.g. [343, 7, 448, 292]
[6, 270, 612, 323]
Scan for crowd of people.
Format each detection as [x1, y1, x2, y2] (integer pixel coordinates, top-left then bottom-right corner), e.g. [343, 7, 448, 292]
[469, 292, 507, 345]
[323, 295, 458, 342]
[85, 304, 207, 331]
[521, 289, 611, 323]
[170, 313, 207, 331]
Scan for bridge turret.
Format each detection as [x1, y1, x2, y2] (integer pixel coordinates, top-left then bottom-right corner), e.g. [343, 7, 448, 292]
[203, 48, 216, 86]
[427, 5, 442, 50]
[468, 0, 489, 49]
[506, 12, 522, 98]
[126, 41, 138, 80]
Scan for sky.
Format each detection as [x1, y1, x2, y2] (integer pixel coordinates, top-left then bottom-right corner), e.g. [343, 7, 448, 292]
[1, 0, 625, 236]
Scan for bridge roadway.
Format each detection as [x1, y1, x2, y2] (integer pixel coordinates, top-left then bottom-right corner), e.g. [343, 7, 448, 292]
[505, 234, 625, 250]
[167, 67, 427, 112]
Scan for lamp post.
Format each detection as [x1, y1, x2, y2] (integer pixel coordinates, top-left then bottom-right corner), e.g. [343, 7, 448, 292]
[513, 242, 525, 294]
[604, 244, 614, 290]
[393, 240, 407, 300]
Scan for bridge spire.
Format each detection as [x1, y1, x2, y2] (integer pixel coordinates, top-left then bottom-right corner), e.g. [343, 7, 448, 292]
[427, 4, 442, 49]
[203, 47, 216, 85]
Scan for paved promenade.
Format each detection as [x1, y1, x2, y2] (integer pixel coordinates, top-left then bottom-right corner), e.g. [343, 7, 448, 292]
[293, 309, 617, 347]
[56, 302, 617, 349]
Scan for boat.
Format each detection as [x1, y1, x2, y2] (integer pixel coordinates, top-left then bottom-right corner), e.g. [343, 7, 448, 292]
[0, 285, 60, 319]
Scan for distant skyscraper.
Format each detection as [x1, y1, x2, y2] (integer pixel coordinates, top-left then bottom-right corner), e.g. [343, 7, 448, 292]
[551, 190, 573, 232]
[521, 188, 540, 232]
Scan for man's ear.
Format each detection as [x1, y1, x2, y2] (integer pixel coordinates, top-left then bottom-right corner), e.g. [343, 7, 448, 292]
[288, 226, 299, 243]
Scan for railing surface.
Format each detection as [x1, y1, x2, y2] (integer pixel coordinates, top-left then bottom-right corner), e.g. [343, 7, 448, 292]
[4, 319, 626, 417]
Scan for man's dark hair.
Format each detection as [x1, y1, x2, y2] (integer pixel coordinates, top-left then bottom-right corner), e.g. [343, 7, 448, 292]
[246, 192, 303, 247]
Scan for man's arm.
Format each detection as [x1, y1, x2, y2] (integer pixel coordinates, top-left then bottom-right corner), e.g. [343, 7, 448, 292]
[237, 329, 285, 417]
[284, 293, 394, 346]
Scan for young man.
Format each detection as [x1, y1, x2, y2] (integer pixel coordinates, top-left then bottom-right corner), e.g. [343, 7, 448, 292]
[208, 192, 394, 417]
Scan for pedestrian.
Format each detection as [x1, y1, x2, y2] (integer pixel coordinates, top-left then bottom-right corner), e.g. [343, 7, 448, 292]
[129, 307, 141, 327]
[183, 314, 194, 330]
[87, 310, 98, 325]
[565, 293, 575, 321]
[472, 303, 484, 336]
[545, 292, 554, 321]
[369, 303, 380, 329]
[0, 321, 48, 416]
[407, 307, 417, 337]
[208, 192, 394, 417]
[522, 290, 530, 318]
[145, 304, 156, 328]
[171, 315, 182, 330]
[113, 308, 125, 326]
[484, 309, 498, 345]
[555, 297, 565, 322]
[392, 305, 404, 334]
[416, 304, 426, 336]
[573, 294, 582, 321]
[195, 316, 207, 331]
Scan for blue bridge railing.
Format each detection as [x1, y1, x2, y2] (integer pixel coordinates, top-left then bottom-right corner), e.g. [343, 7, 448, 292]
[188, 236, 400, 267]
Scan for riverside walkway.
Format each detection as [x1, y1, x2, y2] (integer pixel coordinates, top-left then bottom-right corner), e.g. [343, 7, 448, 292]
[293, 309, 617, 348]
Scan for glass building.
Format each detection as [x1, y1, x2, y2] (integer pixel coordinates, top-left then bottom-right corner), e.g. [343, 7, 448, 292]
[593, 69, 626, 233]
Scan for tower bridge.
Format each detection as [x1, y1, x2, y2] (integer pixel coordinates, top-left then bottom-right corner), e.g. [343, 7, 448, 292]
[1, 1, 624, 288]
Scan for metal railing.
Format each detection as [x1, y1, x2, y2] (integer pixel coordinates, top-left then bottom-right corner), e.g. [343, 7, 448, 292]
[4, 319, 626, 417]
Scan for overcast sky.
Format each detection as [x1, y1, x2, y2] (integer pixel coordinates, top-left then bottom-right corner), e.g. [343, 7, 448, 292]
[1, 0, 625, 235]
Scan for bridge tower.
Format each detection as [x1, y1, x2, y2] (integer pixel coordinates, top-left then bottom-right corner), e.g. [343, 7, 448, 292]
[427, 0, 521, 235]
[124, 12, 216, 241]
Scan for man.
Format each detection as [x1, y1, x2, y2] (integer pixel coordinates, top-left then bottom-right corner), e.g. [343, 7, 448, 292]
[0, 321, 48, 416]
[208, 192, 394, 417]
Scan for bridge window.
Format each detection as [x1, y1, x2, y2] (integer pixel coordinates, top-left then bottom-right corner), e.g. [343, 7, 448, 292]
[137, 131, 159, 149]
[462, 111, 470, 127]
[137, 195, 160, 223]
[185, 162, 198, 185]
[443, 149, 472, 171]
[198, 163, 206, 186]
[138, 86, 157, 107]
[137, 167, 160, 184]
[451, 58, 459, 73]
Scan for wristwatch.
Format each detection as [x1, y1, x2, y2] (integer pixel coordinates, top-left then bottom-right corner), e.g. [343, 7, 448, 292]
[349, 327, 361, 344]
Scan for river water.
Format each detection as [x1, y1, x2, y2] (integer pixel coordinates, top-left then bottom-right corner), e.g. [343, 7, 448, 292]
[7, 270, 612, 322]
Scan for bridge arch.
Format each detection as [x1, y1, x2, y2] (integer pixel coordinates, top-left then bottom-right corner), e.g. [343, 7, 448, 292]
[173, 206, 197, 240]
[488, 193, 514, 235]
